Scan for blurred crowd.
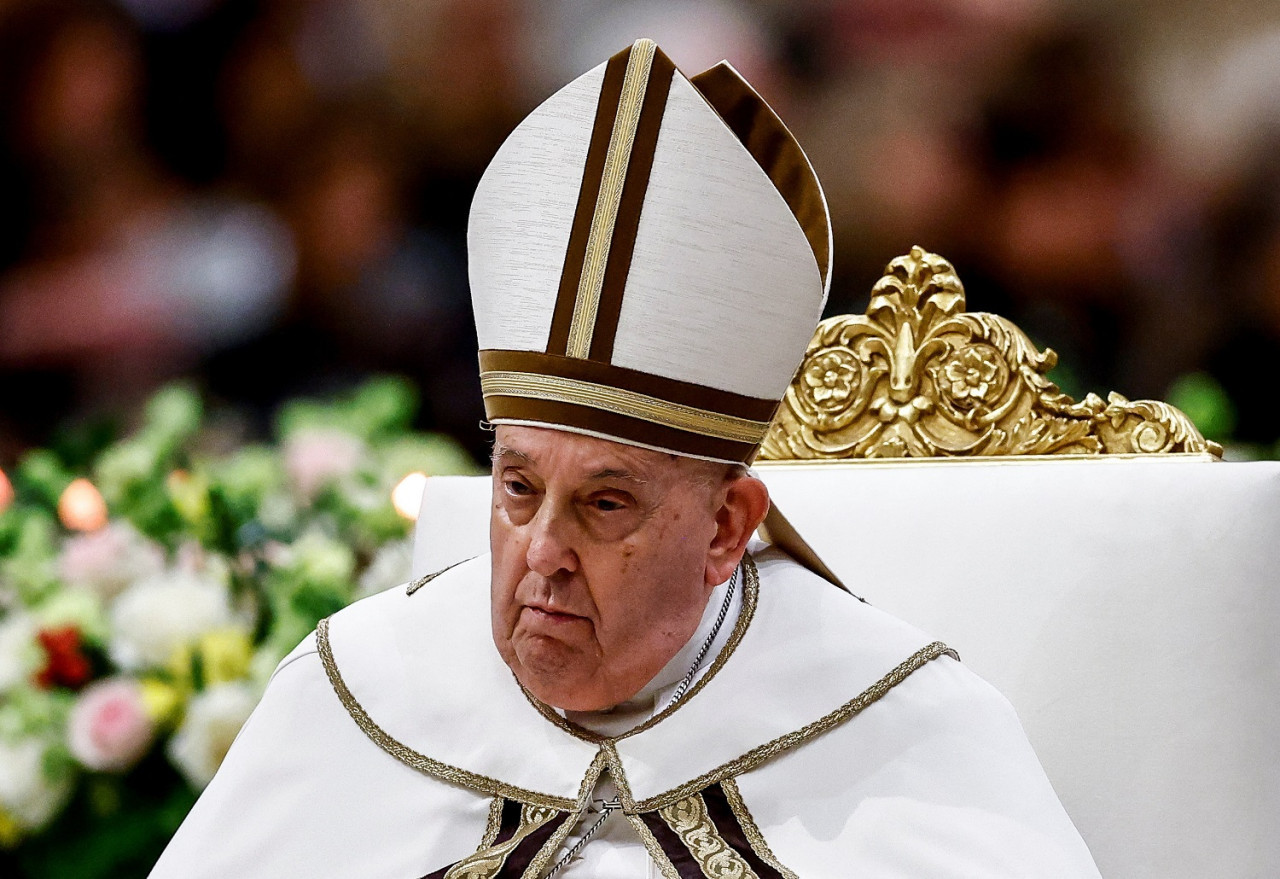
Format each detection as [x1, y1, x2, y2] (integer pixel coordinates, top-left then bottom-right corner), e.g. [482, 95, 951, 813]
[1, 0, 1279, 462]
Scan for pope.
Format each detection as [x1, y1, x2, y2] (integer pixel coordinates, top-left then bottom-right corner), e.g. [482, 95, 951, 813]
[149, 39, 1102, 877]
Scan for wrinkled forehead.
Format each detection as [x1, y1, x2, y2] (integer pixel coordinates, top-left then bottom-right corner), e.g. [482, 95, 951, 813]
[488, 424, 734, 493]
[492, 424, 675, 471]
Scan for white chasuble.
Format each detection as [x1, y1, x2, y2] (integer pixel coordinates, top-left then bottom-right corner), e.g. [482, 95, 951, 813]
[149, 547, 1101, 878]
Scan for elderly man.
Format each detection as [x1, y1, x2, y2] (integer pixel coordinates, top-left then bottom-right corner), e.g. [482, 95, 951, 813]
[151, 40, 1101, 877]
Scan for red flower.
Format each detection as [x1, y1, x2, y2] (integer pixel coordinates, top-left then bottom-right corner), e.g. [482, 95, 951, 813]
[34, 626, 93, 690]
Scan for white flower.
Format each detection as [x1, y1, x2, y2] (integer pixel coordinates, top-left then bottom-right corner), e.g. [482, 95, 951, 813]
[67, 677, 155, 772]
[58, 521, 166, 601]
[273, 529, 355, 585]
[283, 428, 366, 501]
[173, 539, 232, 583]
[257, 490, 297, 531]
[0, 737, 74, 831]
[0, 614, 41, 694]
[167, 682, 259, 788]
[356, 538, 413, 598]
[109, 569, 237, 670]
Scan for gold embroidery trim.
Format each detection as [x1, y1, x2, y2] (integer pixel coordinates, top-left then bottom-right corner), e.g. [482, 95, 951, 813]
[603, 745, 681, 879]
[720, 778, 798, 879]
[519, 750, 612, 878]
[659, 793, 761, 879]
[634, 640, 956, 812]
[600, 740, 636, 814]
[567, 37, 657, 358]
[481, 371, 770, 444]
[479, 796, 505, 849]
[316, 616, 578, 811]
[518, 554, 760, 743]
[444, 802, 560, 879]
[406, 556, 475, 596]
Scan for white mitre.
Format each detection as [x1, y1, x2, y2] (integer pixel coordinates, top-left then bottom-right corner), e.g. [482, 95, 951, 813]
[468, 38, 831, 465]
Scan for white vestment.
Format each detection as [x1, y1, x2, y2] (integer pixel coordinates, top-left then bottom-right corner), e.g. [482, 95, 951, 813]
[150, 545, 1101, 878]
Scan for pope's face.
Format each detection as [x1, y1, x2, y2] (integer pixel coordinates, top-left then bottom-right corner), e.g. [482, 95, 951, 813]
[489, 425, 723, 712]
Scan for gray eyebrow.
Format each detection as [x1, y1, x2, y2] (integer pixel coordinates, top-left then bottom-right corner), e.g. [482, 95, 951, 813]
[587, 468, 648, 485]
[490, 444, 533, 466]
[490, 446, 649, 486]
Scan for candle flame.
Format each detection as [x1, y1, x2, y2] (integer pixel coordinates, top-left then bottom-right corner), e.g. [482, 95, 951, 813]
[392, 472, 429, 521]
[59, 478, 108, 531]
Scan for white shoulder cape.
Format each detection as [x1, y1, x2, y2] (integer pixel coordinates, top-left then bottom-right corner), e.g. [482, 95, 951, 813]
[150, 547, 1101, 877]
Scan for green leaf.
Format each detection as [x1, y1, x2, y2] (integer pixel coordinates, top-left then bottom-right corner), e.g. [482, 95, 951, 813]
[1165, 372, 1237, 443]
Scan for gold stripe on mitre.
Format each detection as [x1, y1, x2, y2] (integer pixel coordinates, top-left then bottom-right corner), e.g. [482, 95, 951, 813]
[480, 370, 771, 445]
[566, 38, 658, 359]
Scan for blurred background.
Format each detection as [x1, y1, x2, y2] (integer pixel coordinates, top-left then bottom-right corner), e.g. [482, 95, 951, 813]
[1, 0, 1279, 460]
[1, 1, 1279, 874]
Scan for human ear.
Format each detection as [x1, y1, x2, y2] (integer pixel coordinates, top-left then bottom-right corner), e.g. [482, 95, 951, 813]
[705, 475, 770, 586]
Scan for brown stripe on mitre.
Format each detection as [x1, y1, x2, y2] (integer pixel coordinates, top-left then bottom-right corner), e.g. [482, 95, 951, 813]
[588, 47, 675, 362]
[547, 41, 678, 359]
[546, 44, 631, 355]
[690, 62, 831, 291]
[479, 349, 778, 464]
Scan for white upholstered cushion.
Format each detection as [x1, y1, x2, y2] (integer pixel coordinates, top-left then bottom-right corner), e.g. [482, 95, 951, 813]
[412, 458, 1280, 877]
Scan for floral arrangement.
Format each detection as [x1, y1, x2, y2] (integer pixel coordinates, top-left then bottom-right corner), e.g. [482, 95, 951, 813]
[0, 379, 481, 878]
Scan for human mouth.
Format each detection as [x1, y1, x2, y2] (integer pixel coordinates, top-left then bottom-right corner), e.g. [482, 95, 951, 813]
[524, 605, 586, 625]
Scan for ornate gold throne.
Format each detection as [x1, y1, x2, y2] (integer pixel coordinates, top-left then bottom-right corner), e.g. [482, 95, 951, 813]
[414, 249, 1278, 878]
[760, 245, 1218, 462]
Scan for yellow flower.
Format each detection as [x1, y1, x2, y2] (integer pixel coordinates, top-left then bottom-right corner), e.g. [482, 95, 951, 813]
[196, 628, 254, 686]
[0, 808, 22, 848]
[166, 470, 211, 525]
[139, 678, 184, 727]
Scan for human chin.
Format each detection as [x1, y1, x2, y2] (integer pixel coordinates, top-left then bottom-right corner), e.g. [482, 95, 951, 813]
[503, 616, 604, 707]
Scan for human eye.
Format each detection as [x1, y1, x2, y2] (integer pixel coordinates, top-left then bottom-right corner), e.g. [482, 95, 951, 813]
[587, 491, 632, 514]
[502, 473, 535, 498]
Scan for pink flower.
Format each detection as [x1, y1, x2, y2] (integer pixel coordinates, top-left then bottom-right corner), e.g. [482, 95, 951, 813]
[67, 678, 156, 772]
[59, 521, 165, 600]
[283, 428, 366, 501]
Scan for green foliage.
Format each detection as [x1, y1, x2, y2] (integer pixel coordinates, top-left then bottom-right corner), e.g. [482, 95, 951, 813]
[1165, 372, 1237, 444]
[0, 377, 482, 877]
[275, 375, 418, 442]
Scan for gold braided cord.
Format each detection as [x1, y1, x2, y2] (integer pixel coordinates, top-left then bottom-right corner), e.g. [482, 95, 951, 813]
[444, 805, 559, 879]
[481, 371, 770, 444]
[625, 814, 682, 879]
[567, 38, 657, 358]
[633, 641, 955, 812]
[316, 617, 578, 811]
[720, 778, 799, 879]
[479, 796, 505, 849]
[405, 557, 474, 596]
[519, 813, 578, 879]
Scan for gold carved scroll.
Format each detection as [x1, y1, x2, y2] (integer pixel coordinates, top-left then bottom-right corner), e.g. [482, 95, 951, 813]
[760, 246, 1221, 461]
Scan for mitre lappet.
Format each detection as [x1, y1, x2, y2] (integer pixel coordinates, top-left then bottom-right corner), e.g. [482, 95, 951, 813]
[469, 37, 832, 466]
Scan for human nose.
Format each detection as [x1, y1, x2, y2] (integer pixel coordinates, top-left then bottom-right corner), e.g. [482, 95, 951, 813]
[525, 502, 579, 577]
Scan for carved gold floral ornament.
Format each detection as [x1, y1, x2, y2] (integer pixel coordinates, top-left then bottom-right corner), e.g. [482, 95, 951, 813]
[760, 246, 1222, 460]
